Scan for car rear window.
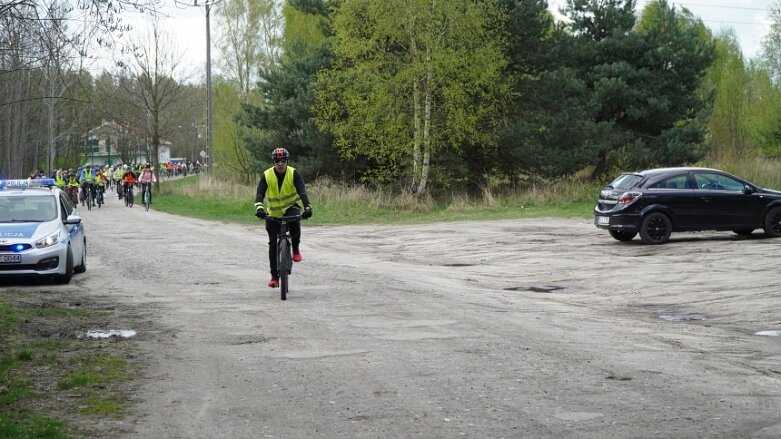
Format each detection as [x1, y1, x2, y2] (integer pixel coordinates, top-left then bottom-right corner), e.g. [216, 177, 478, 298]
[648, 174, 690, 189]
[608, 174, 644, 190]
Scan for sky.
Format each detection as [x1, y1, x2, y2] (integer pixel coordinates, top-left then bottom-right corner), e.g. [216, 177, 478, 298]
[105, 0, 775, 76]
[548, 0, 772, 59]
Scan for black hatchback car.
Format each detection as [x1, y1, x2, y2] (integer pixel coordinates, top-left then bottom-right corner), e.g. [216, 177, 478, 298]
[594, 167, 781, 244]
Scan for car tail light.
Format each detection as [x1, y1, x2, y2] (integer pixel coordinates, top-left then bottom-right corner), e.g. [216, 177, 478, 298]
[617, 191, 642, 204]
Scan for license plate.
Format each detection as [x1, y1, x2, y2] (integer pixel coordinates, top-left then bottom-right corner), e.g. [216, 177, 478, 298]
[596, 216, 610, 226]
[0, 254, 21, 263]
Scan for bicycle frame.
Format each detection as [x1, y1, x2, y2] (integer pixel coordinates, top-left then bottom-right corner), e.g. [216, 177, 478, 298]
[265, 214, 301, 300]
[81, 182, 95, 211]
[124, 183, 134, 207]
[67, 186, 79, 206]
[96, 185, 104, 208]
[142, 183, 152, 211]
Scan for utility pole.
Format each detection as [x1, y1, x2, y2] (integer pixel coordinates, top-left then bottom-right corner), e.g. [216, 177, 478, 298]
[206, 1, 212, 174]
[193, 0, 217, 175]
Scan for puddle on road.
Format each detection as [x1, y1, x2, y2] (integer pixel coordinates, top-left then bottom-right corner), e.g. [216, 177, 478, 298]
[504, 285, 565, 293]
[659, 314, 705, 322]
[86, 330, 137, 339]
[755, 330, 781, 337]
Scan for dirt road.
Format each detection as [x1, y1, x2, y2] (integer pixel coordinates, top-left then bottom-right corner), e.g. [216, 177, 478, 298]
[69, 193, 781, 437]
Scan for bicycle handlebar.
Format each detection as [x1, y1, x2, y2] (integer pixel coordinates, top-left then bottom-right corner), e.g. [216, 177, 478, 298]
[265, 214, 303, 223]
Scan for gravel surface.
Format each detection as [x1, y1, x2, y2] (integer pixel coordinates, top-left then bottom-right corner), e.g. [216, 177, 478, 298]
[68, 191, 781, 438]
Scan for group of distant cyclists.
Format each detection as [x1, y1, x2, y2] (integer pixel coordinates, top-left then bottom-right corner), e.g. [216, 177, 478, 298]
[38, 163, 157, 209]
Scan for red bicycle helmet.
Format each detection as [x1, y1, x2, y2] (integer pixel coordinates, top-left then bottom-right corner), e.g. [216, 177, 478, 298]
[271, 148, 289, 161]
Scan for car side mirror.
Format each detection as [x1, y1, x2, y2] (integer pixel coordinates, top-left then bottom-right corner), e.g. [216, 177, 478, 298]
[65, 214, 82, 225]
[743, 185, 754, 195]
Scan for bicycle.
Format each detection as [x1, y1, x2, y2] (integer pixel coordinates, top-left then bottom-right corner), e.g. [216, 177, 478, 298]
[265, 214, 302, 300]
[82, 183, 94, 211]
[141, 183, 151, 211]
[96, 185, 104, 209]
[67, 186, 79, 207]
[124, 183, 134, 207]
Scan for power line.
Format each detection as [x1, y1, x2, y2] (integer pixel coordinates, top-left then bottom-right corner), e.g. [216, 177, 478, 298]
[702, 20, 766, 26]
[634, 0, 772, 27]
[666, 2, 768, 12]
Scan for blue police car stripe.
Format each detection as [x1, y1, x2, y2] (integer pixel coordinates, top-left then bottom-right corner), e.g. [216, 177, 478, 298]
[0, 223, 41, 239]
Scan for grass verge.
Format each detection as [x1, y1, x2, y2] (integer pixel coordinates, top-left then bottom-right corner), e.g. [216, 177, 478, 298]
[152, 158, 781, 226]
[0, 296, 135, 438]
[154, 174, 600, 225]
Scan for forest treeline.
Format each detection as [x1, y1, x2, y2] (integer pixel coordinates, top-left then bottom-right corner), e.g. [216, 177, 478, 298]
[2, 0, 781, 196]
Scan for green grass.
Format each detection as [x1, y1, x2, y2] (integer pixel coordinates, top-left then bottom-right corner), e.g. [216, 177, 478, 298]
[80, 396, 123, 415]
[0, 414, 68, 439]
[58, 354, 132, 390]
[155, 174, 601, 225]
[154, 157, 781, 226]
[0, 379, 41, 405]
[0, 299, 135, 436]
[0, 303, 18, 335]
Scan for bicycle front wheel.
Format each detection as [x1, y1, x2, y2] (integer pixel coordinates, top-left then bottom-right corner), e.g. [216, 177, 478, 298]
[278, 238, 290, 300]
[86, 190, 92, 211]
[144, 188, 150, 211]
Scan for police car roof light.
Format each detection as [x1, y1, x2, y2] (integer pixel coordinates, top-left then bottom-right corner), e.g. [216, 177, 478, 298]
[0, 179, 57, 189]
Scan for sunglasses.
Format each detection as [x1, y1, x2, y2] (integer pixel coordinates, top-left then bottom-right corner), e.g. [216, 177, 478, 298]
[273, 159, 288, 164]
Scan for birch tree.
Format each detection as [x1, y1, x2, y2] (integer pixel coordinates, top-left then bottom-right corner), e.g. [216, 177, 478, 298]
[706, 32, 748, 161]
[760, 0, 781, 85]
[314, 0, 508, 195]
[215, 0, 283, 179]
[216, 0, 282, 101]
[121, 16, 190, 188]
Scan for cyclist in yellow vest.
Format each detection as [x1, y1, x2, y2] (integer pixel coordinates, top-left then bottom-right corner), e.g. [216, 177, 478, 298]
[113, 165, 125, 199]
[78, 164, 97, 207]
[95, 168, 109, 203]
[254, 147, 313, 288]
[54, 170, 66, 189]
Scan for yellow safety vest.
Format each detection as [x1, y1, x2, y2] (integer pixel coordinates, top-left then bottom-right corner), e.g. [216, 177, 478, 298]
[55, 175, 65, 188]
[82, 170, 94, 182]
[263, 166, 301, 217]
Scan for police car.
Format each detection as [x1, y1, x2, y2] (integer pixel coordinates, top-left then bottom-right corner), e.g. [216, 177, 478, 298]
[0, 179, 86, 284]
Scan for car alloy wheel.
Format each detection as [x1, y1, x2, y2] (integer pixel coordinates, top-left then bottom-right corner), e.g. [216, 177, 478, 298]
[640, 212, 672, 245]
[763, 206, 781, 237]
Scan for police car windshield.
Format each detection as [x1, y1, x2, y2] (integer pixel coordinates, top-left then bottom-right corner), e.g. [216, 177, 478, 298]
[0, 196, 57, 223]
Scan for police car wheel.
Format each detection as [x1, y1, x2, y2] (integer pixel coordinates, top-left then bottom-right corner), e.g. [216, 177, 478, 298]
[74, 241, 87, 274]
[54, 247, 74, 284]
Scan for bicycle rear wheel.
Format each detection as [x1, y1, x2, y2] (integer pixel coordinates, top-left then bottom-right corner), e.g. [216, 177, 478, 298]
[278, 238, 289, 300]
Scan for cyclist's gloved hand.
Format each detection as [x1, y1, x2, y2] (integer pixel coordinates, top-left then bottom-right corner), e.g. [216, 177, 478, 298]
[255, 206, 267, 219]
[302, 205, 313, 219]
